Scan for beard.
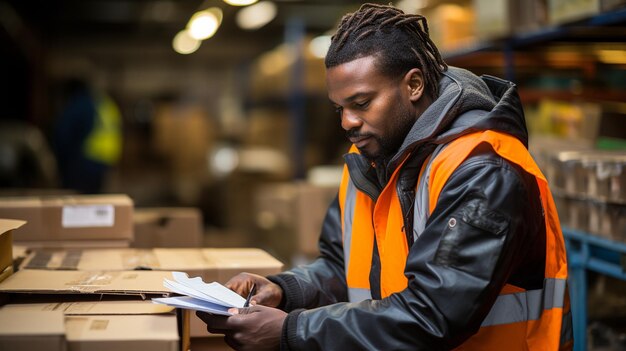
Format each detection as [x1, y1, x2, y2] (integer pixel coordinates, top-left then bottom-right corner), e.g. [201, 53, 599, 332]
[349, 105, 415, 166]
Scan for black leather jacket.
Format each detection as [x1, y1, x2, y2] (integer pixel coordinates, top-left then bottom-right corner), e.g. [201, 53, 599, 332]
[268, 67, 546, 350]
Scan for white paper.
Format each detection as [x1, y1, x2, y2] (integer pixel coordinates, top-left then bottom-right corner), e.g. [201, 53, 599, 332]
[163, 279, 229, 306]
[153, 271, 246, 314]
[170, 271, 245, 307]
[62, 205, 115, 228]
[152, 296, 233, 316]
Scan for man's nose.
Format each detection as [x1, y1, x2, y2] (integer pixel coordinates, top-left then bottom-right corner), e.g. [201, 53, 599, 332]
[341, 110, 362, 131]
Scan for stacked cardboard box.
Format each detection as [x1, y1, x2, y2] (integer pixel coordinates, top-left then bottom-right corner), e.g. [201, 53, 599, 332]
[0, 309, 66, 351]
[1, 201, 286, 344]
[132, 207, 203, 248]
[0, 220, 193, 350]
[254, 181, 338, 263]
[0, 302, 182, 351]
[0, 271, 187, 351]
[17, 247, 284, 338]
[0, 194, 133, 249]
[547, 150, 626, 242]
[19, 248, 283, 284]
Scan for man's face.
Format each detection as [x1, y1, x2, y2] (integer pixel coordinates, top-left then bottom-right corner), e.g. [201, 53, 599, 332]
[326, 55, 417, 163]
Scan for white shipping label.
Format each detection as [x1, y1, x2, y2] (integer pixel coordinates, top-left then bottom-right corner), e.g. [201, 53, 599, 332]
[62, 205, 115, 228]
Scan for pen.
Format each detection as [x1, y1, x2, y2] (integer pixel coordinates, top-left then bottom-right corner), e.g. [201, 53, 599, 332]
[244, 283, 256, 307]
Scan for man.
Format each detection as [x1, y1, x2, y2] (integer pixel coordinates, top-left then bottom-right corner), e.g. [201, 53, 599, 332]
[198, 3, 573, 350]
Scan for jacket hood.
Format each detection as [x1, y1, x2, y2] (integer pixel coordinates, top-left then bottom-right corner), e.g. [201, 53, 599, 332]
[388, 66, 528, 170]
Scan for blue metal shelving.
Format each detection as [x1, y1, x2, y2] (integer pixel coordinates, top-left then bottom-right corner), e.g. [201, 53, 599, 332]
[563, 227, 626, 351]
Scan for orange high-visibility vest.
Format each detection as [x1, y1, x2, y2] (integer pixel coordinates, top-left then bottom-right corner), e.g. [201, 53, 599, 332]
[338, 130, 573, 350]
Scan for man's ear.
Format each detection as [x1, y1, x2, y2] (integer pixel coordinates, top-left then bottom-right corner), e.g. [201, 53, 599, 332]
[405, 68, 425, 102]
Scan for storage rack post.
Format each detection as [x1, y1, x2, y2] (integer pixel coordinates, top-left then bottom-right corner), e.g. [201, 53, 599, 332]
[563, 227, 626, 351]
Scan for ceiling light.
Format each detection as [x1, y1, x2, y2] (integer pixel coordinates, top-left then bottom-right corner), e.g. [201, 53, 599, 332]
[173, 30, 201, 54]
[224, 0, 258, 6]
[188, 8, 222, 40]
[309, 35, 331, 59]
[236, 1, 277, 30]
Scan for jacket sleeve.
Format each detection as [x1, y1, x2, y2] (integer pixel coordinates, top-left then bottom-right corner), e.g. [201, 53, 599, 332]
[281, 152, 541, 350]
[267, 195, 348, 311]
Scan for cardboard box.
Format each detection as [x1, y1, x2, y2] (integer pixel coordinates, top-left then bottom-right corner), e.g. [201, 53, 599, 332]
[548, 0, 600, 24]
[0, 219, 25, 283]
[19, 248, 211, 281]
[1, 300, 175, 315]
[473, 0, 510, 39]
[190, 336, 232, 351]
[423, 3, 476, 53]
[18, 247, 283, 338]
[294, 183, 337, 257]
[1, 302, 183, 351]
[0, 194, 134, 242]
[133, 208, 203, 248]
[204, 248, 285, 283]
[0, 269, 173, 296]
[254, 181, 336, 260]
[15, 239, 130, 250]
[20, 248, 283, 284]
[65, 314, 179, 351]
[0, 309, 66, 351]
[546, 150, 626, 203]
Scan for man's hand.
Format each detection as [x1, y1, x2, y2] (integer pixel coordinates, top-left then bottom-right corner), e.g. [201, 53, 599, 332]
[225, 272, 283, 308]
[196, 305, 287, 351]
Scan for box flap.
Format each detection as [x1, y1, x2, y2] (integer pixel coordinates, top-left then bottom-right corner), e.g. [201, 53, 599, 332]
[66, 194, 133, 206]
[203, 248, 284, 269]
[1, 301, 175, 315]
[16, 239, 130, 250]
[0, 269, 173, 296]
[153, 249, 213, 271]
[78, 249, 160, 271]
[0, 219, 24, 280]
[0, 265, 13, 283]
[0, 219, 26, 234]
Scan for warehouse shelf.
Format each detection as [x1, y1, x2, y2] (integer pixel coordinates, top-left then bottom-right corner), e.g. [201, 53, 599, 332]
[563, 227, 626, 351]
[444, 6, 626, 82]
[445, 7, 626, 59]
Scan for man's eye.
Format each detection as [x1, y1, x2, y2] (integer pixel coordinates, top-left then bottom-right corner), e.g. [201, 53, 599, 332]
[334, 106, 343, 115]
[355, 101, 369, 108]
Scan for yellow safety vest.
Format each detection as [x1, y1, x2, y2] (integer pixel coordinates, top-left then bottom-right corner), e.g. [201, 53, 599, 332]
[83, 94, 122, 165]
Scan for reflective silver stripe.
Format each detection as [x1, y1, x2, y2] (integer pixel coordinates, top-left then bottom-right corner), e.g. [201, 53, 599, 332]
[348, 287, 371, 302]
[413, 144, 447, 241]
[342, 180, 372, 303]
[543, 276, 566, 309]
[481, 278, 567, 327]
[342, 179, 356, 289]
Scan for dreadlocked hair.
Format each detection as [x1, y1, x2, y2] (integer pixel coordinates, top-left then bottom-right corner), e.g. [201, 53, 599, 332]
[325, 3, 448, 99]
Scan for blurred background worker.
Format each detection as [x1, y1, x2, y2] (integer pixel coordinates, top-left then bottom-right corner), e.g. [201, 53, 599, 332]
[53, 78, 123, 194]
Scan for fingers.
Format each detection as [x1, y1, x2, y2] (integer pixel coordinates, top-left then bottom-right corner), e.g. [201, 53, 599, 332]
[225, 273, 257, 297]
[253, 289, 273, 305]
[196, 311, 231, 334]
[252, 285, 283, 308]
